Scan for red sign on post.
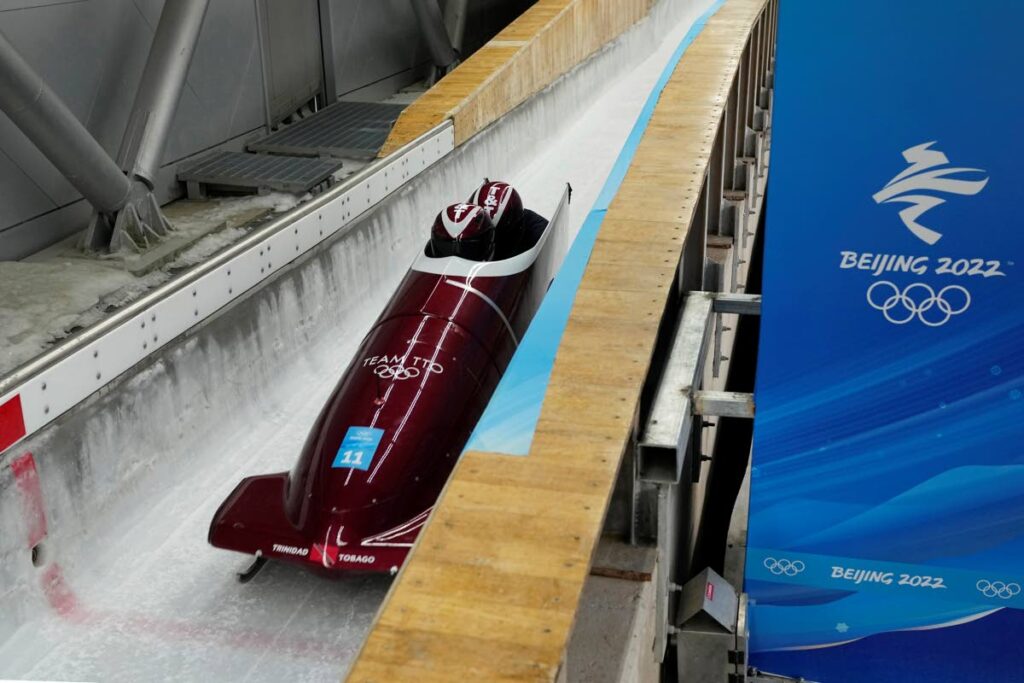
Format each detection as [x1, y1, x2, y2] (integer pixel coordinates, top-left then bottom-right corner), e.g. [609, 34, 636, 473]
[0, 395, 26, 453]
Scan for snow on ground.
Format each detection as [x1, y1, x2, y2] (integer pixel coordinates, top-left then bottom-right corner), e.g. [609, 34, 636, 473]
[0, 261, 136, 373]
[0, 0, 711, 680]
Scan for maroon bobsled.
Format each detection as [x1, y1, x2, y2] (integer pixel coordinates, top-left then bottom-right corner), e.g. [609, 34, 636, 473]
[208, 184, 569, 576]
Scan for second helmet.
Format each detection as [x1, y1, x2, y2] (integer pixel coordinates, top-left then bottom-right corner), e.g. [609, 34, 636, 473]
[430, 203, 496, 261]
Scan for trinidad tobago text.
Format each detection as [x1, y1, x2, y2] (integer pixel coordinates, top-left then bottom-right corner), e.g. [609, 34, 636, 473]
[272, 543, 309, 557]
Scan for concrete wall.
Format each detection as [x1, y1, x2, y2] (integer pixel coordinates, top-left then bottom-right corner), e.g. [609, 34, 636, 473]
[324, 0, 431, 102]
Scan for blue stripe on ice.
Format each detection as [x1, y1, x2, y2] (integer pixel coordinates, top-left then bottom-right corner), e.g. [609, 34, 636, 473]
[465, 0, 726, 456]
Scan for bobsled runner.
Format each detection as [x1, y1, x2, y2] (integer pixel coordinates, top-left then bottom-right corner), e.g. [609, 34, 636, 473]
[209, 183, 570, 576]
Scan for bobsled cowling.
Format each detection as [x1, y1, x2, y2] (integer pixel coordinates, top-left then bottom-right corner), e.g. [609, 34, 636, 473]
[208, 186, 570, 574]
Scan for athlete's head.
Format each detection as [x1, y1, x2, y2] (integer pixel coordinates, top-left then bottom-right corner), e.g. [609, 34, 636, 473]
[469, 180, 524, 234]
[429, 203, 496, 261]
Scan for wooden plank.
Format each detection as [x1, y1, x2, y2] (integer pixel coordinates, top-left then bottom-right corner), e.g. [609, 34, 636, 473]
[379, 0, 652, 156]
[346, 1, 768, 680]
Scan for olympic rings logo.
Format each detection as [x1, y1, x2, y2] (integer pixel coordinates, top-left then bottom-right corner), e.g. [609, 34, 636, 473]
[373, 365, 421, 381]
[976, 580, 1021, 599]
[763, 557, 806, 577]
[866, 281, 970, 327]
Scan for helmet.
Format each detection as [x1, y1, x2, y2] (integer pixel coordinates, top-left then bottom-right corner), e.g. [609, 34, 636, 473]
[430, 203, 496, 261]
[469, 181, 524, 233]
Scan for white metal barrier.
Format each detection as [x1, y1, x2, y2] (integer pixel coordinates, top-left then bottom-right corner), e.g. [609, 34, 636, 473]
[0, 122, 454, 457]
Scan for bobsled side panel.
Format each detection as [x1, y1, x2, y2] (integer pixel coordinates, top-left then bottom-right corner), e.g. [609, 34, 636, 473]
[209, 193, 567, 575]
[281, 314, 503, 570]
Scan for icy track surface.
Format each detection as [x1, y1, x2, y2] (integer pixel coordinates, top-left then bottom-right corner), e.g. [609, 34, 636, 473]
[0, 1, 711, 680]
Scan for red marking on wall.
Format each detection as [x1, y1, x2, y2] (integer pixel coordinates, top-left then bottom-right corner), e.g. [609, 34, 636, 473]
[36, 564, 340, 657]
[706, 582, 715, 601]
[9, 457, 338, 660]
[40, 564, 79, 618]
[0, 394, 27, 452]
[11, 452, 47, 548]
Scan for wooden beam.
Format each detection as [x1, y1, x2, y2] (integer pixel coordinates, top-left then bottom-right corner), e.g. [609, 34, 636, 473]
[347, 1, 769, 680]
[378, 0, 654, 156]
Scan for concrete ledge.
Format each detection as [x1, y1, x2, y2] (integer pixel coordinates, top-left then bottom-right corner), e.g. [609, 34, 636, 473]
[563, 540, 659, 683]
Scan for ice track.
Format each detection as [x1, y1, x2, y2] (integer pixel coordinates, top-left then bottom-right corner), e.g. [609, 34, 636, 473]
[0, 1, 710, 679]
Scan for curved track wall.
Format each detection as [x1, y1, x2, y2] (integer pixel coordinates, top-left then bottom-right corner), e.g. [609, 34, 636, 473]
[0, 0, 719, 677]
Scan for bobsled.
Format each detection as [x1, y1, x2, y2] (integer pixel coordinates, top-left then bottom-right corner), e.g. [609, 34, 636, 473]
[208, 185, 570, 576]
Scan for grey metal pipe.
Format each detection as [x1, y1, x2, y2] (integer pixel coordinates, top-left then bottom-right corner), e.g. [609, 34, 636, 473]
[443, 0, 468, 54]
[0, 30, 131, 214]
[254, 0, 275, 129]
[117, 0, 209, 188]
[410, 0, 457, 69]
[317, 0, 339, 103]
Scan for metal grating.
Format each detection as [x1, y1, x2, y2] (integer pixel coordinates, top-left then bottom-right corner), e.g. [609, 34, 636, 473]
[176, 151, 342, 195]
[247, 101, 407, 159]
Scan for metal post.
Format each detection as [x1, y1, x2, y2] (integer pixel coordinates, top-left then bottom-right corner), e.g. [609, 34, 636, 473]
[0, 30, 131, 215]
[254, 0, 276, 128]
[317, 0, 338, 104]
[82, 0, 209, 252]
[443, 0, 469, 54]
[117, 0, 210, 188]
[410, 0, 457, 82]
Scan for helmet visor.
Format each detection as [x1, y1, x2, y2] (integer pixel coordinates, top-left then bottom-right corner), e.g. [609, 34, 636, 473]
[431, 225, 495, 261]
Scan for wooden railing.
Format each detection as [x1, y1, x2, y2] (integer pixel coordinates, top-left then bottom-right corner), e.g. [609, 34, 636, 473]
[378, 0, 654, 156]
[347, 0, 776, 679]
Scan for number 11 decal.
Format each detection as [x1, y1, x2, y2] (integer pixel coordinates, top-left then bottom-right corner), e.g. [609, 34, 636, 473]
[339, 450, 364, 466]
[332, 426, 385, 471]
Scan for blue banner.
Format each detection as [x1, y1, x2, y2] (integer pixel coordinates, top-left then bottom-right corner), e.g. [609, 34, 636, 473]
[747, 2, 1024, 681]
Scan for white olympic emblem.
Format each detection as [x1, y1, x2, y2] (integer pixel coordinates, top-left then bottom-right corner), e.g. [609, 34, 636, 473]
[866, 281, 971, 327]
[763, 557, 806, 577]
[373, 365, 421, 381]
[976, 580, 1021, 600]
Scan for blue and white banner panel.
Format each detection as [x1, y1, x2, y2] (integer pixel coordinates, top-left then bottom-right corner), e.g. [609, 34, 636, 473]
[747, 2, 1024, 681]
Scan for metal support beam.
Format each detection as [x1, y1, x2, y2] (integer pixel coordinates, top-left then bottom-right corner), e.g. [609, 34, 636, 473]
[443, 0, 469, 55]
[411, 0, 458, 83]
[748, 669, 817, 683]
[84, 0, 210, 253]
[636, 291, 761, 483]
[118, 0, 209, 188]
[713, 293, 761, 316]
[693, 390, 755, 419]
[0, 30, 131, 216]
[317, 0, 338, 103]
[637, 292, 714, 483]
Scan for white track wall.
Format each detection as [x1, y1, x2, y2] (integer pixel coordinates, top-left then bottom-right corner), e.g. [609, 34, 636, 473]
[0, 0, 711, 678]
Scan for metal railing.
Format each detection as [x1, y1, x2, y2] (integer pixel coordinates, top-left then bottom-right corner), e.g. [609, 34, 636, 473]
[0, 121, 454, 455]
